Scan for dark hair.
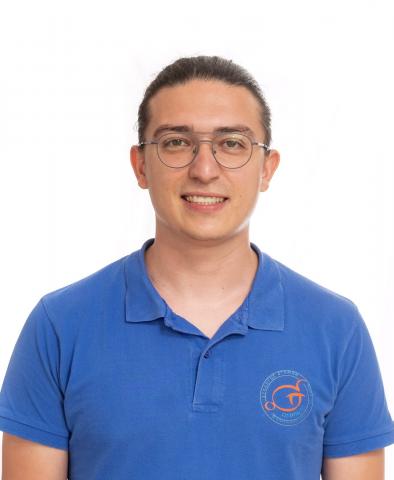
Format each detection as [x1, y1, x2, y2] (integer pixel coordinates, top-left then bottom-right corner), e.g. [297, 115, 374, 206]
[137, 55, 272, 147]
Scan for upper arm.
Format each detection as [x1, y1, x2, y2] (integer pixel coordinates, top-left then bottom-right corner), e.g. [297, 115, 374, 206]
[0, 299, 70, 452]
[2, 432, 68, 480]
[321, 448, 385, 480]
[322, 306, 394, 458]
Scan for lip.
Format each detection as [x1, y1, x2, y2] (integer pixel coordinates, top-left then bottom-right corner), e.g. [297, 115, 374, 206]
[181, 192, 229, 199]
[181, 195, 229, 212]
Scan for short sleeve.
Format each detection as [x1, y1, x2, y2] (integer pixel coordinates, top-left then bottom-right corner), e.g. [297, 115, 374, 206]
[0, 298, 69, 450]
[323, 304, 394, 457]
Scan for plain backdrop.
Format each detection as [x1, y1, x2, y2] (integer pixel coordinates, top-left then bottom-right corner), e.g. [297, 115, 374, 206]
[0, 0, 393, 477]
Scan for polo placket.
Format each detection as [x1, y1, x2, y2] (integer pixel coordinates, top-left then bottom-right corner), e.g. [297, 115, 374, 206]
[165, 306, 248, 412]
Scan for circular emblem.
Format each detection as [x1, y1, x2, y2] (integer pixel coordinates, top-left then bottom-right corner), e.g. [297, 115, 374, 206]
[260, 370, 313, 426]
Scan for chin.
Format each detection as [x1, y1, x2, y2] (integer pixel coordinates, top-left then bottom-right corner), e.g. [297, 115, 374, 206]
[179, 228, 234, 244]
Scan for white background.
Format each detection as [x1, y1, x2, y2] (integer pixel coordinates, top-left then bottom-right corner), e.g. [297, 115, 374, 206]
[0, 0, 393, 477]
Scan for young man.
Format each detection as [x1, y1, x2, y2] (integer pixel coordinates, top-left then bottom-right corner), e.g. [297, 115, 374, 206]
[1, 56, 393, 479]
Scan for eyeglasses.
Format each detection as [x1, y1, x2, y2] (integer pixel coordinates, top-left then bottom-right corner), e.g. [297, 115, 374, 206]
[138, 131, 270, 169]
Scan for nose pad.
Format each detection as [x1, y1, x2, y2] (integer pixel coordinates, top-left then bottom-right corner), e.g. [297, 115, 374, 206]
[192, 141, 216, 161]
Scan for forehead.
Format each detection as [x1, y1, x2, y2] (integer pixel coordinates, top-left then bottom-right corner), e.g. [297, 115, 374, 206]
[146, 79, 264, 139]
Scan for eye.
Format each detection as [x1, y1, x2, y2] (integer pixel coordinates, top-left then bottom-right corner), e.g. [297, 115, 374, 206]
[162, 136, 191, 148]
[169, 139, 186, 147]
[219, 137, 247, 150]
[224, 140, 242, 148]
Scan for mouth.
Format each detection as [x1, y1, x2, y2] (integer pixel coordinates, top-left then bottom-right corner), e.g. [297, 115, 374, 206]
[181, 194, 229, 205]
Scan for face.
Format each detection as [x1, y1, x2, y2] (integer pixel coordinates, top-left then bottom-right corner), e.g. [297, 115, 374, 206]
[130, 79, 280, 245]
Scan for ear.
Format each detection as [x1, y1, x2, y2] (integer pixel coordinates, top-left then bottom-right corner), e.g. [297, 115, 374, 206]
[260, 149, 280, 193]
[130, 145, 149, 189]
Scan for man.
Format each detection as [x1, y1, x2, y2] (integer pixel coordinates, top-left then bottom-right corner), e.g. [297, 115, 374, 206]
[1, 55, 393, 479]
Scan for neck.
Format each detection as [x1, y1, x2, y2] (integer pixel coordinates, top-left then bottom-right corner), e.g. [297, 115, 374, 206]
[144, 230, 259, 303]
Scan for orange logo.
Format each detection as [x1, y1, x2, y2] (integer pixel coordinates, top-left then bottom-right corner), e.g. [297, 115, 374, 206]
[264, 378, 306, 412]
[260, 370, 313, 426]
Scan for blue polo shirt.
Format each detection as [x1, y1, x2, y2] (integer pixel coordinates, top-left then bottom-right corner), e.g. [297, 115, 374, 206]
[1, 238, 393, 479]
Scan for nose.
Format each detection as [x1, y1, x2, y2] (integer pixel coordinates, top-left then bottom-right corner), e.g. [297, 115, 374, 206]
[188, 140, 221, 181]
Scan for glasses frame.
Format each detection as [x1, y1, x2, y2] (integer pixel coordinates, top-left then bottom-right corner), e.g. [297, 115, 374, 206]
[138, 131, 271, 169]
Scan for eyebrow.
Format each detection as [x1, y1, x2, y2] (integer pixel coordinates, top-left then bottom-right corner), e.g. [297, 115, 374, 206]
[151, 124, 256, 139]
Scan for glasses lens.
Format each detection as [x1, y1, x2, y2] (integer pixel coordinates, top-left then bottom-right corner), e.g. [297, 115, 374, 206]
[157, 132, 252, 168]
[213, 133, 252, 168]
[158, 133, 195, 167]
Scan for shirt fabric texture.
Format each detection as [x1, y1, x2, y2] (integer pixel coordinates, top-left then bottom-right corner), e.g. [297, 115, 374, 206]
[1, 237, 394, 479]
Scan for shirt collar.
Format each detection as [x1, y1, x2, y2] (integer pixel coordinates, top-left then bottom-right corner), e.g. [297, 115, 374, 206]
[124, 238, 285, 332]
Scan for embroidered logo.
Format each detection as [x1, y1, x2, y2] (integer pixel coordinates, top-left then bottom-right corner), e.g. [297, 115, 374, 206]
[260, 370, 313, 426]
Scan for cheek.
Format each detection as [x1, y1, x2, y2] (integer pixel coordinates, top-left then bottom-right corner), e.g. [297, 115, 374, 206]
[237, 191, 260, 215]
[235, 172, 262, 204]
[148, 184, 168, 210]
[146, 177, 180, 218]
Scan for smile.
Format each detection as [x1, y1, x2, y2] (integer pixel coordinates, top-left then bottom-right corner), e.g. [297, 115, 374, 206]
[183, 195, 227, 205]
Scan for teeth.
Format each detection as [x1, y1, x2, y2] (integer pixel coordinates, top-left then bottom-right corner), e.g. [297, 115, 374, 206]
[184, 195, 226, 204]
